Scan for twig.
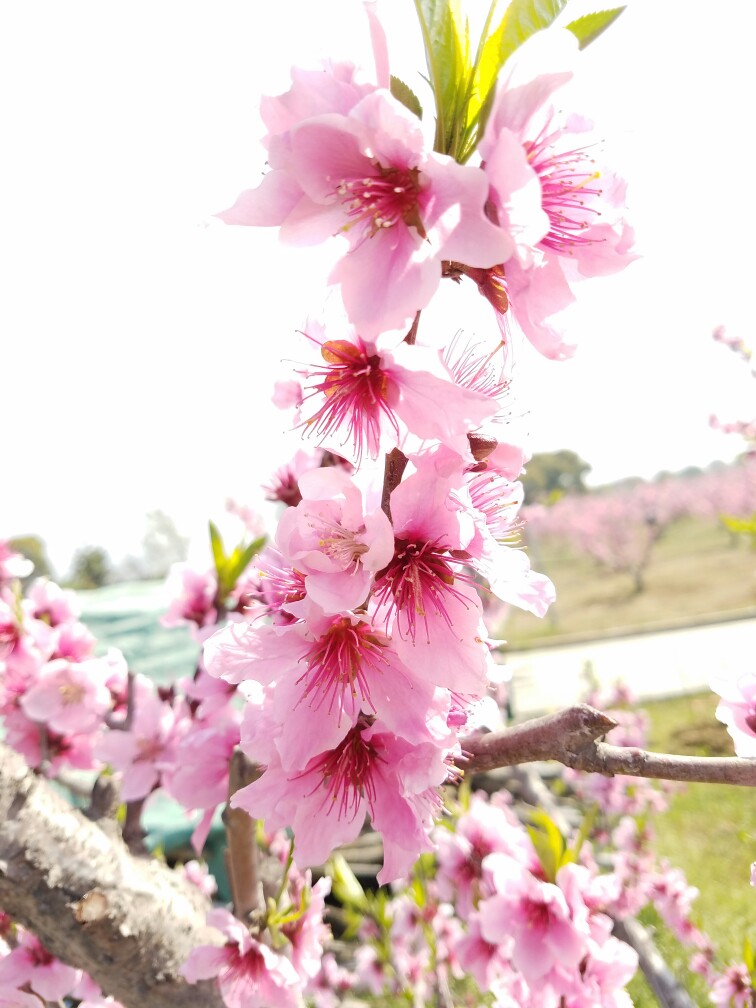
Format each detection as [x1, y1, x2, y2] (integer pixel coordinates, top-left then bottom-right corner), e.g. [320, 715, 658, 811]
[105, 670, 135, 731]
[379, 312, 421, 521]
[612, 917, 696, 1008]
[461, 704, 756, 786]
[461, 704, 617, 772]
[223, 749, 263, 923]
[568, 743, 756, 786]
[122, 797, 148, 855]
[380, 448, 408, 520]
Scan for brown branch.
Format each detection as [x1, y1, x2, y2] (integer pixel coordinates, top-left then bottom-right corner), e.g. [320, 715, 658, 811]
[105, 670, 135, 731]
[223, 749, 263, 923]
[612, 918, 696, 1008]
[379, 312, 421, 521]
[122, 797, 148, 855]
[568, 742, 756, 786]
[0, 741, 224, 1008]
[461, 704, 618, 773]
[461, 704, 756, 786]
[380, 448, 408, 520]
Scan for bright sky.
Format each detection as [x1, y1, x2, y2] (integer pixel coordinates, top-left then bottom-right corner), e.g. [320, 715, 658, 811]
[2, 0, 754, 575]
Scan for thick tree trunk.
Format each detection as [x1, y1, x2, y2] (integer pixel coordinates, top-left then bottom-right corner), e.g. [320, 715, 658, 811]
[0, 742, 224, 1008]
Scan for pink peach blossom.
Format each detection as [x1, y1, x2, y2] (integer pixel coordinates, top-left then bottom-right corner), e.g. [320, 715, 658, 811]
[95, 675, 190, 801]
[479, 29, 635, 359]
[0, 930, 81, 1002]
[181, 908, 301, 1008]
[479, 853, 589, 982]
[232, 718, 452, 884]
[710, 670, 756, 756]
[21, 656, 112, 735]
[222, 89, 510, 338]
[295, 320, 499, 464]
[275, 466, 393, 612]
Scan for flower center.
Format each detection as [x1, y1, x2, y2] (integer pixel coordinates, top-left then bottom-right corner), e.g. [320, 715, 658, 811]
[297, 617, 387, 717]
[136, 737, 164, 763]
[523, 897, 553, 931]
[310, 514, 368, 569]
[373, 537, 472, 642]
[308, 720, 380, 820]
[59, 681, 86, 706]
[337, 164, 426, 240]
[300, 338, 399, 461]
[525, 125, 602, 253]
[466, 471, 522, 543]
[257, 555, 306, 616]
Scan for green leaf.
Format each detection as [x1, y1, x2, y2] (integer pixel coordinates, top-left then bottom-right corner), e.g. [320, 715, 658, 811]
[390, 75, 423, 120]
[526, 809, 567, 883]
[565, 7, 626, 49]
[414, 0, 469, 154]
[744, 935, 755, 974]
[458, 0, 568, 160]
[208, 520, 226, 578]
[328, 854, 368, 912]
[225, 535, 266, 589]
[495, 0, 569, 68]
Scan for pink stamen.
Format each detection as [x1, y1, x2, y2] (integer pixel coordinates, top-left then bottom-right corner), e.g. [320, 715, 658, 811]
[526, 122, 602, 253]
[373, 537, 474, 642]
[299, 337, 399, 461]
[335, 163, 426, 242]
[305, 721, 381, 820]
[296, 617, 387, 718]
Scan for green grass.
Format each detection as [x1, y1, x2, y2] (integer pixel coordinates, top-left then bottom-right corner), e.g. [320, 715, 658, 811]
[644, 693, 756, 963]
[624, 692, 756, 1006]
[504, 516, 756, 648]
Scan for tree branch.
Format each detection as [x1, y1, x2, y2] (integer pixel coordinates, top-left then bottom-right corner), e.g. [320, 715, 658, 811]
[612, 918, 696, 1008]
[0, 742, 224, 1008]
[461, 704, 756, 786]
[224, 749, 263, 923]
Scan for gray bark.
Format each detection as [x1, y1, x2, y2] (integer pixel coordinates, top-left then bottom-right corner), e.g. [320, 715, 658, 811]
[0, 742, 224, 1008]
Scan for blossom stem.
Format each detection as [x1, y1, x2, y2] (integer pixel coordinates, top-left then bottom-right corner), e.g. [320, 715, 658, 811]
[379, 312, 421, 520]
[461, 704, 756, 786]
[122, 797, 147, 855]
[223, 749, 263, 922]
[274, 838, 295, 909]
[104, 670, 135, 731]
[380, 449, 408, 520]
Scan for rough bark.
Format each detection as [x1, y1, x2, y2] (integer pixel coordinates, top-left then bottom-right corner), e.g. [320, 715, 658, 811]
[0, 742, 224, 1008]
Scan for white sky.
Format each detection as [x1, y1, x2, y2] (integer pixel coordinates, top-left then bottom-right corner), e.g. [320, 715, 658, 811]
[2, 0, 754, 575]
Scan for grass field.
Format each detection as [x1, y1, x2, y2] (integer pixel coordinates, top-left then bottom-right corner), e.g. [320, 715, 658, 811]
[503, 516, 756, 648]
[620, 691, 756, 1005]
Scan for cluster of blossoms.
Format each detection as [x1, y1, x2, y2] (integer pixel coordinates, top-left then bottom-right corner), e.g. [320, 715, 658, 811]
[0, 914, 121, 1008]
[182, 834, 335, 1008]
[0, 533, 341, 1008]
[25, 3, 755, 1006]
[0, 528, 251, 852]
[222, 23, 634, 361]
[203, 6, 636, 890]
[0, 561, 127, 776]
[2, 521, 754, 1006]
[337, 789, 639, 1007]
